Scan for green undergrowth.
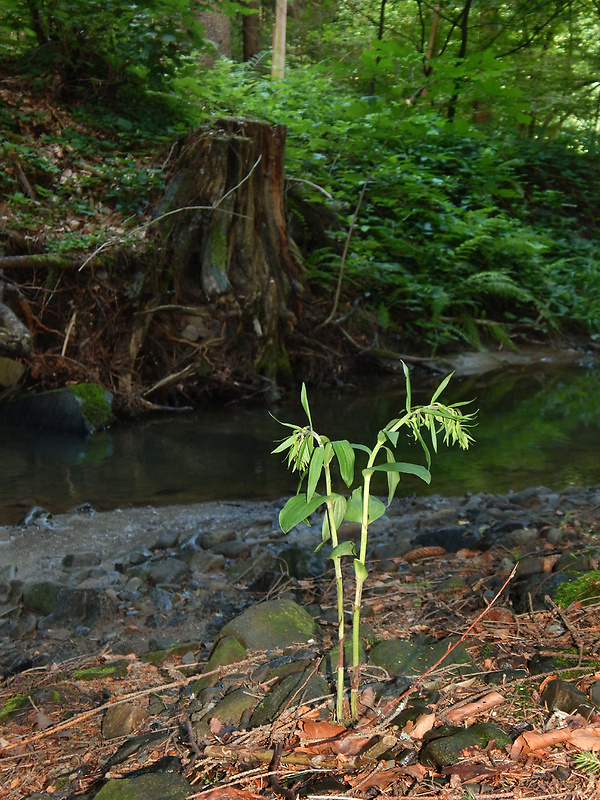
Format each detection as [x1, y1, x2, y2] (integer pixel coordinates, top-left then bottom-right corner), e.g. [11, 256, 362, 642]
[1, 56, 600, 352]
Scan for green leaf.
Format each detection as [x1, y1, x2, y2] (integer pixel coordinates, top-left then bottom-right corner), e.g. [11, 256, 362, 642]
[332, 439, 355, 486]
[345, 488, 386, 524]
[300, 382, 313, 428]
[383, 428, 399, 447]
[279, 492, 328, 533]
[307, 446, 324, 501]
[430, 371, 454, 404]
[351, 443, 372, 455]
[322, 494, 347, 541]
[363, 462, 431, 484]
[354, 559, 369, 583]
[271, 434, 296, 455]
[402, 361, 411, 411]
[330, 541, 357, 559]
[384, 446, 400, 505]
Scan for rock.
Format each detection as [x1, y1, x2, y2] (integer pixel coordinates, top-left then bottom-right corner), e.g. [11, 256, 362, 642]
[199, 529, 237, 549]
[18, 506, 52, 528]
[22, 581, 65, 616]
[62, 552, 102, 569]
[0, 355, 25, 387]
[218, 598, 317, 652]
[93, 773, 192, 800]
[412, 525, 478, 553]
[226, 550, 273, 584]
[540, 679, 595, 719]
[195, 635, 247, 691]
[188, 549, 226, 573]
[149, 587, 174, 612]
[46, 587, 117, 627]
[0, 382, 112, 434]
[102, 703, 148, 739]
[194, 687, 258, 734]
[276, 544, 328, 579]
[369, 637, 474, 679]
[249, 668, 330, 727]
[146, 558, 189, 586]
[419, 722, 512, 767]
[210, 539, 250, 559]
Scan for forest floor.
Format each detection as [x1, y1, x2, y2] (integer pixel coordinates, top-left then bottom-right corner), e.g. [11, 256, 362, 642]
[2, 491, 600, 799]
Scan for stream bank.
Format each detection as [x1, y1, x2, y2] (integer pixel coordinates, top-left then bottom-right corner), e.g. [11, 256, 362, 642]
[2, 484, 600, 798]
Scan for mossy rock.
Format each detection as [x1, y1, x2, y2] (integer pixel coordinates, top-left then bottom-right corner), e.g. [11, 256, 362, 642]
[369, 637, 474, 679]
[93, 773, 192, 800]
[218, 599, 317, 652]
[22, 581, 65, 616]
[420, 722, 512, 767]
[554, 570, 600, 608]
[0, 382, 112, 434]
[73, 660, 129, 680]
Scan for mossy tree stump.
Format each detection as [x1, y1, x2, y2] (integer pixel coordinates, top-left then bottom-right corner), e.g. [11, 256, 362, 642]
[157, 118, 303, 387]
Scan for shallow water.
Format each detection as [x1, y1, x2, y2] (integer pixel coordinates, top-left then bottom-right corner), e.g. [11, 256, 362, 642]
[2, 361, 599, 525]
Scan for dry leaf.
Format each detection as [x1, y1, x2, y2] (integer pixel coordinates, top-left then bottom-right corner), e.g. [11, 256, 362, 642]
[445, 691, 505, 723]
[403, 712, 436, 739]
[209, 717, 223, 735]
[300, 719, 346, 740]
[35, 711, 53, 731]
[569, 727, 600, 751]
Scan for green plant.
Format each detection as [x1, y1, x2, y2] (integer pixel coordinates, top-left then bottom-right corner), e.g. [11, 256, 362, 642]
[573, 750, 600, 774]
[272, 363, 476, 721]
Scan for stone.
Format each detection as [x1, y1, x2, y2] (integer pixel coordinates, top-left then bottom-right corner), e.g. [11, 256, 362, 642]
[0, 383, 112, 434]
[102, 703, 148, 739]
[419, 722, 512, 767]
[47, 587, 117, 626]
[150, 587, 174, 612]
[540, 679, 595, 719]
[194, 635, 247, 691]
[369, 637, 474, 679]
[62, 552, 102, 569]
[22, 582, 65, 616]
[218, 598, 317, 652]
[93, 773, 192, 800]
[0, 356, 25, 387]
[210, 539, 250, 559]
[146, 558, 189, 586]
[199, 529, 237, 549]
[194, 687, 258, 734]
[275, 544, 328, 579]
[249, 669, 330, 727]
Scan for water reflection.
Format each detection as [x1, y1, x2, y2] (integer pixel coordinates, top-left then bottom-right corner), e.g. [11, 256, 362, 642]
[2, 363, 599, 524]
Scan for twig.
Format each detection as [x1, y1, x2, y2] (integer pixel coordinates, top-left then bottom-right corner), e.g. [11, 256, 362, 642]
[60, 310, 77, 356]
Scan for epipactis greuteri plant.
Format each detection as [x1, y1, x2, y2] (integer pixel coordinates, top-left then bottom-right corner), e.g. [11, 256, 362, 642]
[272, 363, 476, 721]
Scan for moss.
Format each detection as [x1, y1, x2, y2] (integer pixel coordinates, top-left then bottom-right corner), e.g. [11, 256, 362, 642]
[0, 694, 30, 721]
[73, 660, 128, 680]
[70, 382, 113, 432]
[554, 570, 600, 608]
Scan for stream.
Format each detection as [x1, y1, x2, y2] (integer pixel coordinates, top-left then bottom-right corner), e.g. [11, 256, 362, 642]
[2, 360, 600, 526]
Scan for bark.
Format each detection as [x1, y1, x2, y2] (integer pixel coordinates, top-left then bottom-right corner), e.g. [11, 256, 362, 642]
[243, 0, 261, 61]
[157, 118, 303, 385]
[271, 0, 287, 80]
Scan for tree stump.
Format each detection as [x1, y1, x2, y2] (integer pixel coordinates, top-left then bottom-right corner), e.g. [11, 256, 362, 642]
[157, 118, 303, 387]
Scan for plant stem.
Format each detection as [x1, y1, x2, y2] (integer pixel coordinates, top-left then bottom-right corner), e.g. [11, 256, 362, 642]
[323, 462, 346, 722]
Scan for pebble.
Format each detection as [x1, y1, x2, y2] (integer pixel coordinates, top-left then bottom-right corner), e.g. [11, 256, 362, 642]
[1, 485, 599, 679]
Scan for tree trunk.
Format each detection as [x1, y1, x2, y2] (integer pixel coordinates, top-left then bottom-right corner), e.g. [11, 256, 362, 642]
[243, 0, 261, 61]
[157, 118, 303, 387]
[272, 0, 287, 80]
